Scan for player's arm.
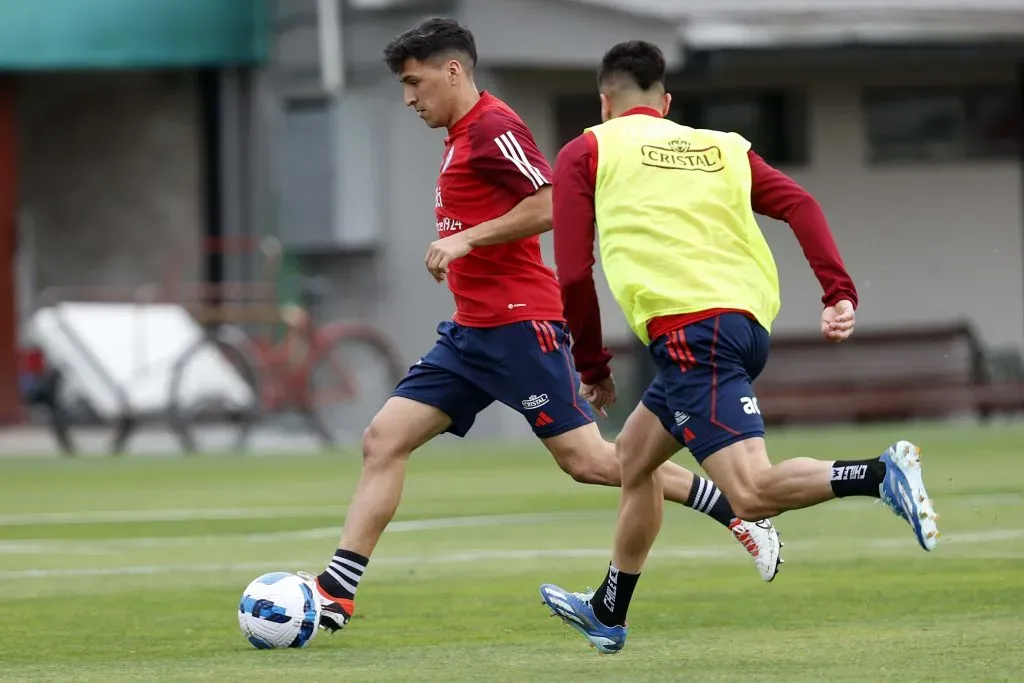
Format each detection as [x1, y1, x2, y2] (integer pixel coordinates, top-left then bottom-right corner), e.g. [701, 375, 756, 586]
[463, 112, 555, 246]
[748, 150, 858, 341]
[552, 132, 613, 387]
[459, 186, 551, 248]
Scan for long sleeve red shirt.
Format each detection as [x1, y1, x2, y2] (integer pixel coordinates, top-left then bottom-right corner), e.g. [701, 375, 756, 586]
[552, 109, 858, 385]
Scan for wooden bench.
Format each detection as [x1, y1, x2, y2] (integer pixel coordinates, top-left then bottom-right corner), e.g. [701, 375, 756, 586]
[754, 322, 1024, 424]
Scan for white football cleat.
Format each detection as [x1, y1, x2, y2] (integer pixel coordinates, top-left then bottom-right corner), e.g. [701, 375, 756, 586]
[730, 518, 783, 582]
[297, 571, 354, 633]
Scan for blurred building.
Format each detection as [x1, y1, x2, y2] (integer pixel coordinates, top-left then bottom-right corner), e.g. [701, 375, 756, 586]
[3, 0, 1023, 437]
[268, 0, 1024, 436]
[0, 0, 267, 422]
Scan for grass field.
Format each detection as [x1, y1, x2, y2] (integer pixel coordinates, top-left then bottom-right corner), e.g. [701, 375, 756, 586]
[2, 422, 1024, 682]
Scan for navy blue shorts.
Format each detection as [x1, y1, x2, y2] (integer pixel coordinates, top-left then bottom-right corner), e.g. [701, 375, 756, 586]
[393, 320, 595, 439]
[642, 313, 770, 463]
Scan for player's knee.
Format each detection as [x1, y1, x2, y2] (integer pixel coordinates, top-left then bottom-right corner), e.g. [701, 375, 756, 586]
[360, 422, 408, 470]
[558, 453, 595, 484]
[614, 432, 655, 487]
[551, 441, 611, 485]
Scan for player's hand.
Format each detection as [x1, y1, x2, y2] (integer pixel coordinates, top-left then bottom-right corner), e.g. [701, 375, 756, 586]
[580, 375, 616, 417]
[425, 234, 473, 283]
[821, 299, 855, 343]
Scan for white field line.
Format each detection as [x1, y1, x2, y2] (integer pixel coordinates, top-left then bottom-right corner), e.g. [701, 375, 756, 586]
[0, 512, 608, 554]
[1, 493, 1020, 527]
[0, 506, 345, 526]
[3, 492, 1024, 554]
[0, 508, 602, 527]
[2, 528, 1023, 582]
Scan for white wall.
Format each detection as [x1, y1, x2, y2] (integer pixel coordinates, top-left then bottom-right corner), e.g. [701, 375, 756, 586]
[493, 59, 1024, 354]
[790, 79, 1022, 351]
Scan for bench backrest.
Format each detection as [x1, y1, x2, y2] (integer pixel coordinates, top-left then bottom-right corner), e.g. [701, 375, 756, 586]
[757, 322, 985, 388]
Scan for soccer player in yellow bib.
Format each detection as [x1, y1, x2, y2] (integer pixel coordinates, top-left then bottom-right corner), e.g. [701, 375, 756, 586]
[538, 41, 941, 654]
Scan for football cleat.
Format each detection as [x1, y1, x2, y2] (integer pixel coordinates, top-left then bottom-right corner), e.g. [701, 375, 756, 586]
[729, 517, 783, 581]
[539, 584, 627, 654]
[297, 571, 355, 633]
[879, 441, 940, 551]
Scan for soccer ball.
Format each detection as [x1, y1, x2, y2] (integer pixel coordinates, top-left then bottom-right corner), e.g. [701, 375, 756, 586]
[238, 572, 321, 649]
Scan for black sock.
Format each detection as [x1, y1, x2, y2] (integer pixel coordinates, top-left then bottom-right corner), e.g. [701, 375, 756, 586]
[685, 476, 737, 527]
[830, 458, 886, 498]
[590, 563, 640, 627]
[317, 549, 369, 601]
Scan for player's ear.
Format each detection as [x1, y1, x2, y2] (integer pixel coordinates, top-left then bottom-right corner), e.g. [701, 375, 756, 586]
[661, 92, 672, 118]
[447, 59, 461, 85]
[599, 93, 611, 122]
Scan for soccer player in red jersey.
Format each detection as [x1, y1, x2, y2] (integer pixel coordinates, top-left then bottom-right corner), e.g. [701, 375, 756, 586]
[539, 41, 940, 654]
[299, 20, 781, 634]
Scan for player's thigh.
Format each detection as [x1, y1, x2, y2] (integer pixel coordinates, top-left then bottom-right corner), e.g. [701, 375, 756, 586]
[541, 392, 680, 484]
[363, 395, 453, 459]
[615, 401, 681, 485]
[481, 321, 595, 439]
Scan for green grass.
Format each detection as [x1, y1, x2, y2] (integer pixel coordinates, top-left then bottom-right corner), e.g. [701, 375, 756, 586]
[2, 422, 1024, 681]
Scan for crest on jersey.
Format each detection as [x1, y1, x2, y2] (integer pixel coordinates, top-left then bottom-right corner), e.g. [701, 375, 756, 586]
[440, 145, 456, 173]
[667, 139, 690, 153]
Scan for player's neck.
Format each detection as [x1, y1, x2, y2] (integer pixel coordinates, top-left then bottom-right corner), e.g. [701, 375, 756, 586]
[446, 85, 482, 130]
[610, 99, 661, 119]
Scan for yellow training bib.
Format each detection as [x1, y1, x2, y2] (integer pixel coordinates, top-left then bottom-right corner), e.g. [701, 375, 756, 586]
[587, 114, 781, 344]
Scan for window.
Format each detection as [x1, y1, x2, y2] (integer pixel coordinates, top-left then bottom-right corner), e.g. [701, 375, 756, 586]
[863, 86, 1021, 163]
[554, 94, 602, 150]
[277, 97, 334, 249]
[673, 92, 808, 166]
[970, 87, 1022, 158]
[553, 90, 808, 166]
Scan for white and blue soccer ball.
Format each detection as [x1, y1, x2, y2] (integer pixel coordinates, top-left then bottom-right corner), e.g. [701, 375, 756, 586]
[238, 572, 321, 649]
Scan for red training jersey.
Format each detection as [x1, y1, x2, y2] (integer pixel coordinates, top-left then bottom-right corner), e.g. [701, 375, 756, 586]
[435, 91, 564, 328]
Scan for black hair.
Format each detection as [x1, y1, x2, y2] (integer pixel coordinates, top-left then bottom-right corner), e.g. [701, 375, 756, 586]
[383, 17, 478, 74]
[598, 40, 666, 91]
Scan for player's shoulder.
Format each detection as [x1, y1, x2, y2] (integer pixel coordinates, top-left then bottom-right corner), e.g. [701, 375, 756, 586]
[468, 99, 534, 143]
[555, 131, 595, 165]
[694, 126, 752, 151]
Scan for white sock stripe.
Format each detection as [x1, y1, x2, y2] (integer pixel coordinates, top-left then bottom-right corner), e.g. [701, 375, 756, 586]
[325, 567, 357, 594]
[705, 488, 721, 512]
[333, 556, 366, 573]
[691, 477, 705, 510]
[328, 561, 363, 583]
[695, 478, 714, 512]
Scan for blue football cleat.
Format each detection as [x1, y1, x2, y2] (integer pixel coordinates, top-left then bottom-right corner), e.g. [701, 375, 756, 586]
[539, 583, 627, 654]
[879, 440, 940, 551]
